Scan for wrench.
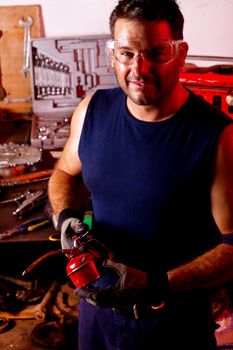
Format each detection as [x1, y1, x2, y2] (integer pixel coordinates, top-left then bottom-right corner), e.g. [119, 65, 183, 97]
[0, 30, 6, 100]
[19, 16, 33, 77]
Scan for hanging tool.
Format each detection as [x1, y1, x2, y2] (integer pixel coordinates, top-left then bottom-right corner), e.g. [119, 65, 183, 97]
[0, 30, 6, 101]
[18, 16, 33, 77]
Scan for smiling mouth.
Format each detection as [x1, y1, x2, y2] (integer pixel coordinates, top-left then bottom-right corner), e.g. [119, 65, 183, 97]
[129, 79, 154, 89]
[131, 80, 144, 86]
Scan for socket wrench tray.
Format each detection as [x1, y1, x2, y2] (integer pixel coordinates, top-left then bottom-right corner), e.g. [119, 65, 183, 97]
[30, 35, 118, 149]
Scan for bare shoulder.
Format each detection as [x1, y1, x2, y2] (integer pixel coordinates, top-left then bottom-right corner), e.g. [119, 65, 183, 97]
[55, 94, 93, 175]
[213, 123, 233, 179]
[211, 123, 233, 233]
[71, 95, 93, 130]
[215, 123, 233, 168]
[218, 123, 233, 148]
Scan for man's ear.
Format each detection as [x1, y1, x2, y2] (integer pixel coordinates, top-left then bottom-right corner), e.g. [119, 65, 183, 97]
[179, 42, 189, 67]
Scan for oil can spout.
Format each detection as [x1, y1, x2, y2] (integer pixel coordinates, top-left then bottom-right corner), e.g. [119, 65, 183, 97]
[22, 248, 73, 277]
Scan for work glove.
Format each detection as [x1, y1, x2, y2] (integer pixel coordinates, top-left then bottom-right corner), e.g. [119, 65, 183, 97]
[57, 208, 89, 249]
[76, 259, 169, 309]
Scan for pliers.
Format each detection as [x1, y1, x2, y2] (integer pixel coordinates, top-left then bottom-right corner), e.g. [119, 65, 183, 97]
[0, 215, 50, 240]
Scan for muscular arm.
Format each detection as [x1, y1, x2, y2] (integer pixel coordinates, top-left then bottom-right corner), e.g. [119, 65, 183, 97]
[168, 124, 233, 292]
[48, 95, 92, 219]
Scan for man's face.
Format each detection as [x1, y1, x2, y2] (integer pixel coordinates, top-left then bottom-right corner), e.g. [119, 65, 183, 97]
[111, 19, 188, 106]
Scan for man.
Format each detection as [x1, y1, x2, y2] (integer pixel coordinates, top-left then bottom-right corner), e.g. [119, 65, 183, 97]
[48, 0, 233, 349]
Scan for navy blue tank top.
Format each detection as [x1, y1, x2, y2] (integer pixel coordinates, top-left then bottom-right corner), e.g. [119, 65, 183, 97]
[79, 88, 232, 272]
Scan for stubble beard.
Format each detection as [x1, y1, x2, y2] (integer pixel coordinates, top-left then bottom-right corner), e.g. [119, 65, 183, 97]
[116, 75, 160, 106]
[115, 65, 180, 107]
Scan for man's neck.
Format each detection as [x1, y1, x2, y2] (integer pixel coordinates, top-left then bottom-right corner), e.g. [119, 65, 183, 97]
[127, 84, 190, 122]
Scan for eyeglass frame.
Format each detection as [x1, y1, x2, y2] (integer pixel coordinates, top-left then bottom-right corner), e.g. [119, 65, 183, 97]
[106, 39, 183, 66]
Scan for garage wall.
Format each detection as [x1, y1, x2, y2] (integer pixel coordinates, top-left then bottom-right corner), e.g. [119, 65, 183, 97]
[0, 0, 232, 61]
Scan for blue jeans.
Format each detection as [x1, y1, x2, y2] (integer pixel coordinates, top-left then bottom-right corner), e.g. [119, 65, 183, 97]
[78, 299, 217, 350]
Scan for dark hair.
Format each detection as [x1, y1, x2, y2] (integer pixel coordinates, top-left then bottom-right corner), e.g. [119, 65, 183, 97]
[109, 0, 184, 40]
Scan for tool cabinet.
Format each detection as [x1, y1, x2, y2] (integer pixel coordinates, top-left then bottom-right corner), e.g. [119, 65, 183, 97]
[29, 35, 118, 149]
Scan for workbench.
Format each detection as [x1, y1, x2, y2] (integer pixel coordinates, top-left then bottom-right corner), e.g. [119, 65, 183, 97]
[0, 120, 62, 277]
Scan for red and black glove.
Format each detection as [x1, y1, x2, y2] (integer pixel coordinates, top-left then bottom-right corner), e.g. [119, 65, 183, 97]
[76, 259, 169, 309]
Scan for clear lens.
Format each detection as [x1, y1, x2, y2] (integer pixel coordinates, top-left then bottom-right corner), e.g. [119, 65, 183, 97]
[106, 40, 182, 65]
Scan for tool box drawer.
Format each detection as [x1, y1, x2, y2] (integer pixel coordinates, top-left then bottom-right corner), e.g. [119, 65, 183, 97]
[30, 35, 118, 149]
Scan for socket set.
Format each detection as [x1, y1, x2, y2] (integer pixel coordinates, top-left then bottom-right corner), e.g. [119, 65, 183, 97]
[30, 35, 118, 149]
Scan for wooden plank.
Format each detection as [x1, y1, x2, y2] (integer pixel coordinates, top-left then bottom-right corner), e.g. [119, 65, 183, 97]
[0, 5, 45, 117]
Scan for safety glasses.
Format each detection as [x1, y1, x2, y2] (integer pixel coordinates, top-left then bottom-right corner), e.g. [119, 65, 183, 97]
[106, 39, 183, 65]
